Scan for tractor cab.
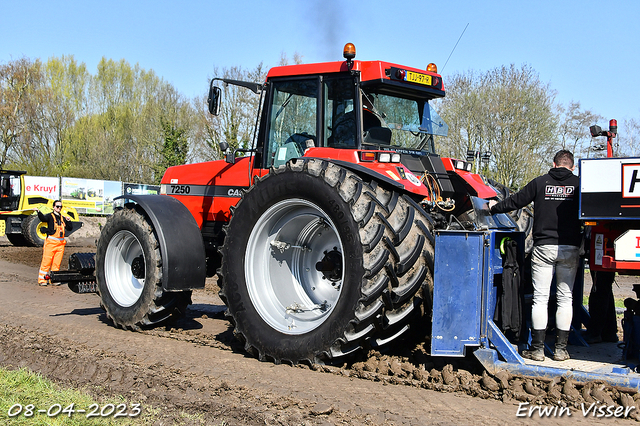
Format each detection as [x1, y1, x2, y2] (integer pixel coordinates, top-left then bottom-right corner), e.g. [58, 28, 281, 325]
[257, 73, 449, 170]
[207, 44, 447, 165]
[252, 44, 449, 172]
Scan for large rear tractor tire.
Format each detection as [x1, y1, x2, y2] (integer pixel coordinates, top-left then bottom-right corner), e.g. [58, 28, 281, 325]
[95, 207, 191, 330]
[22, 214, 47, 247]
[219, 158, 435, 364]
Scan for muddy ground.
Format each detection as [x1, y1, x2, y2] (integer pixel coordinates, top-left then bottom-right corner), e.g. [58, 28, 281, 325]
[0, 217, 639, 425]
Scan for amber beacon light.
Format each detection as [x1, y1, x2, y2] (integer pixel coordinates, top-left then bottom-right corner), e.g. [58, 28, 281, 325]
[343, 43, 356, 60]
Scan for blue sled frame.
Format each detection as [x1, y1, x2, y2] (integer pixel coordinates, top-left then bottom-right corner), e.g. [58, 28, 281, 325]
[431, 229, 640, 390]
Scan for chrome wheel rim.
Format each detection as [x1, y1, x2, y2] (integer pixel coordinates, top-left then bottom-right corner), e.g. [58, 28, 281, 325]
[104, 230, 145, 307]
[245, 198, 344, 335]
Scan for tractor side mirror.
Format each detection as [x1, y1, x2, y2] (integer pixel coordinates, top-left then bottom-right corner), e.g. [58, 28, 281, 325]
[217, 140, 235, 164]
[225, 151, 236, 164]
[208, 84, 221, 116]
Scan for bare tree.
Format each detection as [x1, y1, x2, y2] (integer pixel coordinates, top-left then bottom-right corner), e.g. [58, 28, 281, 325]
[17, 56, 91, 175]
[437, 64, 558, 189]
[556, 101, 603, 159]
[617, 118, 640, 157]
[190, 63, 267, 163]
[0, 58, 43, 170]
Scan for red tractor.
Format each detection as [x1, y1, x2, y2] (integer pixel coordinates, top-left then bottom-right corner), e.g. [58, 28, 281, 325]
[94, 44, 522, 364]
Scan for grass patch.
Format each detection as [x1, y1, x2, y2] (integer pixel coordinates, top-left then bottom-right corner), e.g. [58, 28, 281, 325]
[0, 366, 226, 425]
[0, 367, 154, 425]
[582, 296, 626, 310]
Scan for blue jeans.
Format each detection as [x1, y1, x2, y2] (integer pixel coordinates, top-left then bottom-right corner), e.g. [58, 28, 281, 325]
[530, 245, 580, 331]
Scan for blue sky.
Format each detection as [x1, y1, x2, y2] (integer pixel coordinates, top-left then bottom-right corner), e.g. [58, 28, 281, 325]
[1, 0, 639, 127]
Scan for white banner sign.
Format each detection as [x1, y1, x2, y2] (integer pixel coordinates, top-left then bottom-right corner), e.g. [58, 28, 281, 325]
[23, 176, 60, 199]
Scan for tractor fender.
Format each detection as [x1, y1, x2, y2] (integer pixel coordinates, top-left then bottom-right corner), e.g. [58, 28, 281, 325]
[114, 194, 206, 291]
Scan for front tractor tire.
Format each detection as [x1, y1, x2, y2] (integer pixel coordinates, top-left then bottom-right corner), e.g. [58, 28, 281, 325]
[220, 159, 435, 364]
[95, 207, 191, 330]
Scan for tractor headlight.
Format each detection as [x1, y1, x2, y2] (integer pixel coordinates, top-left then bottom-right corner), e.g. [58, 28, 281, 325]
[453, 160, 473, 172]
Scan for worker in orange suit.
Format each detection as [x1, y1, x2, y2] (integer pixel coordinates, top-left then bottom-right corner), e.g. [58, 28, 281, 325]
[36, 201, 72, 286]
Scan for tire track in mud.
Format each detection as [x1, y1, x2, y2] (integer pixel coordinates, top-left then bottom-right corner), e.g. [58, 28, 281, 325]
[151, 288, 640, 420]
[5, 316, 640, 425]
[2, 243, 640, 424]
[148, 319, 640, 423]
[0, 324, 362, 425]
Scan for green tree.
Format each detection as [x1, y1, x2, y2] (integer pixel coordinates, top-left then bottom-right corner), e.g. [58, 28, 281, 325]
[153, 118, 188, 184]
[18, 56, 91, 175]
[1, 56, 196, 181]
[62, 57, 195, 182]
[434, 70, 485, 162]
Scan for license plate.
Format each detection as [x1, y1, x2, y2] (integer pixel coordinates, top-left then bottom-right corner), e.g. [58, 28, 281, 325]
[406, 71, 432, 86]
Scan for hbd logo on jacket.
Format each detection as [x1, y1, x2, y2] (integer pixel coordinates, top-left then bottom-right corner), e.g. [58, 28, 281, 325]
[545, 185, 575, 200]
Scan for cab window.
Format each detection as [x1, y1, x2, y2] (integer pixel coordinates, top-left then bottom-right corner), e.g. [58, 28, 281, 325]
[324, 77, 357, 148]
[0, 174, 20, 211]
[265, 78, 318, 168]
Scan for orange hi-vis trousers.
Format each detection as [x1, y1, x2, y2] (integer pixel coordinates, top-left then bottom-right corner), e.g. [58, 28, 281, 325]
[38, 237, 66, 284]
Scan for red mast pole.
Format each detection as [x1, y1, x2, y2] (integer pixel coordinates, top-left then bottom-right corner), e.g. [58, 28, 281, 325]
[607, 119, 617, 158]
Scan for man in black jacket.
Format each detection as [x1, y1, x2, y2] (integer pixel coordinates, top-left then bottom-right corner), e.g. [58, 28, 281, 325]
[489, 150, 581, 362]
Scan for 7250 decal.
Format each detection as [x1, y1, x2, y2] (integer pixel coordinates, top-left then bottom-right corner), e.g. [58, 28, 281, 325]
[161, 184, 247, 197]
[169, 185, 191, 194]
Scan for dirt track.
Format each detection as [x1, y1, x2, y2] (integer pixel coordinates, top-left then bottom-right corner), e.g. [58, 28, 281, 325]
[0, 220, 638, 425]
